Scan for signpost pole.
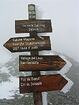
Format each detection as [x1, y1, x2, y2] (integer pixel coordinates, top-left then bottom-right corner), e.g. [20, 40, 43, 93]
[41, 71, 48, 105]
[28, 4, 43, 105]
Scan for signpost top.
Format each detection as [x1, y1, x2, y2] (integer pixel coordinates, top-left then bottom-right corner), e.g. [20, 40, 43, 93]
[28, 4, 36, 20]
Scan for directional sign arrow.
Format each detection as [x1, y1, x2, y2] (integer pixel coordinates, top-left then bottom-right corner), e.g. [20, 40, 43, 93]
[3, 36, 51, 52]
[19, 74, 68, 93]
[15, 20, 52, 33]
[19, 55, 66, 71]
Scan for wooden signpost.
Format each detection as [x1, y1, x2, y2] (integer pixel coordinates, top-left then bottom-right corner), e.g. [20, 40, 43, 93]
[4, 4, 68, 105]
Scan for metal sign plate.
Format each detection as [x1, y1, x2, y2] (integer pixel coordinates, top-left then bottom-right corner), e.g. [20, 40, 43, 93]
[3, 36, 51, 52]
[15, 20, 52, 33]
[19, 55, 66, 71]
[19, 74, 68, 93]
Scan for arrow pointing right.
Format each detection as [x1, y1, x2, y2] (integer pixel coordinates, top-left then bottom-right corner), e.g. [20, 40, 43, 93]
[19, 74, 68, 93]
[19, 55, 66, 71]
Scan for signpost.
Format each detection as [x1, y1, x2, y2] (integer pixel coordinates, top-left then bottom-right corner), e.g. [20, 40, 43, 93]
[4, 36, 51, 52]
[19, 55, 66, 71]
[19, 74, 68, 93]
[4, 4, 68, 105]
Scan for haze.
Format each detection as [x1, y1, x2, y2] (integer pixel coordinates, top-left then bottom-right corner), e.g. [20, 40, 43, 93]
[0, 0, 79, 64]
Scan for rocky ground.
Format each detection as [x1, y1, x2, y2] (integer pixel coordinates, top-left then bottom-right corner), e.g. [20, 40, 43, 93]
[0, 91, 79, 105]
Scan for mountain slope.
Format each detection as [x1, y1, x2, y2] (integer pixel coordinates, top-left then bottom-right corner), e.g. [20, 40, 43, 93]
[0, 54, 79, 105]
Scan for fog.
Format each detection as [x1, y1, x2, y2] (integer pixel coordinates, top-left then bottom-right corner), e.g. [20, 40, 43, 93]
[0, 0, 79, 64]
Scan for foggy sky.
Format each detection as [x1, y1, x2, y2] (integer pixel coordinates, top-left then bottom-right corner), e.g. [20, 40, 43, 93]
[0, 0, 79, 64]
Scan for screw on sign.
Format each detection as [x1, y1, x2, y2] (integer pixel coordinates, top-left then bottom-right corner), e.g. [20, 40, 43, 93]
[3, 36, 51, 52]
[19, 55, 66, 71]
[19, 74, 68, 93]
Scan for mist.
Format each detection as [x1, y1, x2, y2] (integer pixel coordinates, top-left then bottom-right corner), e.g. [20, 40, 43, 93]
[0, 0, 79, 63]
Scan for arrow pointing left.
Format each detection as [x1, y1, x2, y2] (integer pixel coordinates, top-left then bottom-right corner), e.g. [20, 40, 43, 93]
[3, 36, 51, 52]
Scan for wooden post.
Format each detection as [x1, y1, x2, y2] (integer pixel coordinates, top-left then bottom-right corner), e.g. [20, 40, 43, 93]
[28, 4, 43, 105]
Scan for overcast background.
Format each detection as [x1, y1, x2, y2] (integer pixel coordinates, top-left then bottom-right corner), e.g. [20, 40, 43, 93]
[0, 0, 79, 64]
